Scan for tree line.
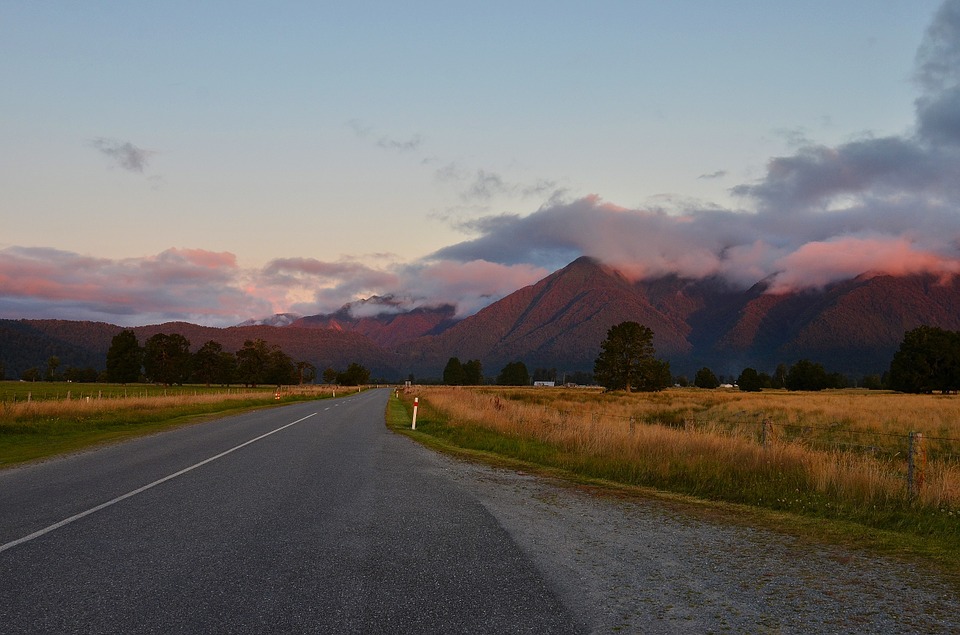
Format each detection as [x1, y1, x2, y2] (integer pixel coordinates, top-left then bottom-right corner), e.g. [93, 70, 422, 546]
[96, 330, 368, 387]
[434, 322, 954, 394]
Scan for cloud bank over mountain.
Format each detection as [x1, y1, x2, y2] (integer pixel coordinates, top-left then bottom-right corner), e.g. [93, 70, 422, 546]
[3, 2, 960, 326]
[435, 0, 960, 294]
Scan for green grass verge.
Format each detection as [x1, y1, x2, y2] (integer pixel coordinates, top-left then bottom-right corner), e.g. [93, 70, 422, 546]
[0, 391, 328, 468]
[385, 394, 960, 588]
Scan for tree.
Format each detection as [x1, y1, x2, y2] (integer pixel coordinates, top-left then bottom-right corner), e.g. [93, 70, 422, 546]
[463, 359, 483, 386]
[785, 359, 829, 391]
[737, 368, 762, 392]
[889, 325, 960, 393]
[217, 351, 238, 385]
[263, 346, 296, 385]
[772, 363, 788, 389]
[337, 362, 370, 386]
[106, 330, 142, 384]
[21, 367, 41, 382]
[236, 339, 270, 387]
[693, 367, 720, 389]
[322, 367, 338, 384]
[593, 322, 670, 392]
[193, 340, 226, 386]
[443, 357, 466, 385]
[497, 361, 530, 386]
[45, 356, 61, 382]
[296, 361, 317, 385]
[143, 333, 192, 385]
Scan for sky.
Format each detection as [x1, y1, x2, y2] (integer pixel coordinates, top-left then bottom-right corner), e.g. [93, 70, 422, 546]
[2, 0, 959, 326]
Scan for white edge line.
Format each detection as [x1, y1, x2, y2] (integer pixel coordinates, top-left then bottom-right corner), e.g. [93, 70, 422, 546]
[0, 412, 318, 554]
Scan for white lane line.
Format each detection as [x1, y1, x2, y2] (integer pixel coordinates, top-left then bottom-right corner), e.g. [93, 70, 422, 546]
[0, 412, 318, 554]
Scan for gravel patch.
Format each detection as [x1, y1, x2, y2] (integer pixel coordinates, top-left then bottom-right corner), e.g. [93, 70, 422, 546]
[431, 454, 959, 634]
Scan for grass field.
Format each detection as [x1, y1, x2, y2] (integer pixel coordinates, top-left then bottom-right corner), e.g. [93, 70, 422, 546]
[388, 386, 960, 576]
[0, 381, 340, 466]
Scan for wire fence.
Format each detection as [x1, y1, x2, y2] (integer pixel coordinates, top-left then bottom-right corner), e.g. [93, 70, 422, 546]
[554, 408, 960, 499]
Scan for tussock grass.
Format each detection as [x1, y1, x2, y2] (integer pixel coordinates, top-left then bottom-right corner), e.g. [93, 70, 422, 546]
[389, 386, 960, 572]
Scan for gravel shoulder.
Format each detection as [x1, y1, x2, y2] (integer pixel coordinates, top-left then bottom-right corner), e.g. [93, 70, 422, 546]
[421, 448, 960, 634]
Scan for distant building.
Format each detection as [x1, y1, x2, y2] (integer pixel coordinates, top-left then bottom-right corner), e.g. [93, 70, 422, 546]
[533, 381, 556, 387]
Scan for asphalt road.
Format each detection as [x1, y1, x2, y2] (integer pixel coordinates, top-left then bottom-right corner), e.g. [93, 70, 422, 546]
[0, 389, 578, 634]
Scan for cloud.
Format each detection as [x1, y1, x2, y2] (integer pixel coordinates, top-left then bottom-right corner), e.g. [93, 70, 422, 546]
[89, 138, 155, 173]
[11, 2, 960, 325]
[766, 235, 960, 293]
[377, 134, 423, 152]
[257, 255, 547, 320]
[698, 170, 727, 180]
[346, 119, 424, 152]
[417, 0, 960, 294]
[0, 247, 271, 326]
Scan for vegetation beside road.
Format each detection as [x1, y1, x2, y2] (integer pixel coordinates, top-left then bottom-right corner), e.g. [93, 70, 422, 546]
[0, 382, 338, 467]
[388, 386, 960, 578]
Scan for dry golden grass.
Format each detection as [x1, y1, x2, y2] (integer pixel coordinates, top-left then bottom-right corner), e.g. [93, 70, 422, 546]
[0, 383, 343, 466]
[0, 384, 338, 423]
[410, 387, 960, 511]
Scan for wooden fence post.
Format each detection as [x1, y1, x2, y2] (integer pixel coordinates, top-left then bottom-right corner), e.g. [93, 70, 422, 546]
[761, 419, 771, 448]
[908, 432, 927, 499]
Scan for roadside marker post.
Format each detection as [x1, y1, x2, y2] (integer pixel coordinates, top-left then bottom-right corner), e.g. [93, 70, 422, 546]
[412, 397, 419, 430]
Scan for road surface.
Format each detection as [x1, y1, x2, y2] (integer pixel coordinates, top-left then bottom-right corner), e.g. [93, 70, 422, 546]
[0, 389, 577, 634]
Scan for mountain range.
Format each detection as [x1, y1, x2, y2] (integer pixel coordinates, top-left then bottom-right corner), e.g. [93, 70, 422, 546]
[4, 256, 960, 381]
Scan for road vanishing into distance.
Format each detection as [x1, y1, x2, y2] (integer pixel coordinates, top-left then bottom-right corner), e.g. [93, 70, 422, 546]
[0, 389, 576, 634]
[4, 388, 960, 634]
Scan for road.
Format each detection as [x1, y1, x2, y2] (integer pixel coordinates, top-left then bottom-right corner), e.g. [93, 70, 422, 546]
[0, 389, 578, 634]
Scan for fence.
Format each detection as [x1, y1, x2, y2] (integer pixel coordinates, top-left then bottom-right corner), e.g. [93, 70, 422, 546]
[557, 408, 959, 500]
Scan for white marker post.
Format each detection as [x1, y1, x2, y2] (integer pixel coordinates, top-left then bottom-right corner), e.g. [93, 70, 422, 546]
[411, 397, 419, 430]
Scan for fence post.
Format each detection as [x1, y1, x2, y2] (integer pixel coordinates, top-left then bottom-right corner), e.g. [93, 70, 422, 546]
[908, 432, 927, 499]
[761, 419, 771, 448]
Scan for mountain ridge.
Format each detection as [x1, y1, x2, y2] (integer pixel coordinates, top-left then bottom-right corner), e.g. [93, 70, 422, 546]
[5, 257, 960, 380]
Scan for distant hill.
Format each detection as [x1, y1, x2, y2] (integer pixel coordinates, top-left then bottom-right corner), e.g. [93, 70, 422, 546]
[291, 299, 457, 348]
[397, 257, 960, 378]
[0, 319, 401, 379]
[5, 257, 960, 381]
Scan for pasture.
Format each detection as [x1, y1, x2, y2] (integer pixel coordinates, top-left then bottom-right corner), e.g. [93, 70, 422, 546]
[391, 386, 960, 572]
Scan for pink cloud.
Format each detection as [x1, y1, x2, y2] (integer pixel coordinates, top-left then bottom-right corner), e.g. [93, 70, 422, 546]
[767, 236, 960, 293]
[0, 247, 271, 326]
[411, 259, 549, 316]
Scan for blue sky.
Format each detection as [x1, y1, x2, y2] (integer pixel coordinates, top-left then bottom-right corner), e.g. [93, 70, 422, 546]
[2, 1, 957, 326]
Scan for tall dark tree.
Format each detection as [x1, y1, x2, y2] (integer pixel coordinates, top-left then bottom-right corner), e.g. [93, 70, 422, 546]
[594, 322, 670, 392]
[143, 333, 192, 385]
[889, 325, 960, 393]
[337, 362, 370, 386]
[106, 330, 142, 384]
[265, 346, 296, 385]
[443, 357, 466, 385]
[463, 359, 483, 386]
[322, 367, 338, 384]
[45, 356, 61, 382]
[497, 361, 530, 386]
[296, 361, 317, 385]
[785, 359, 830, 391]
[193, 340, 226, 386]
[737, 367, 762, 392]
[217, 351, 238, 386]
[236, 338, 270, 387]
[694, 367, 720, 389]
